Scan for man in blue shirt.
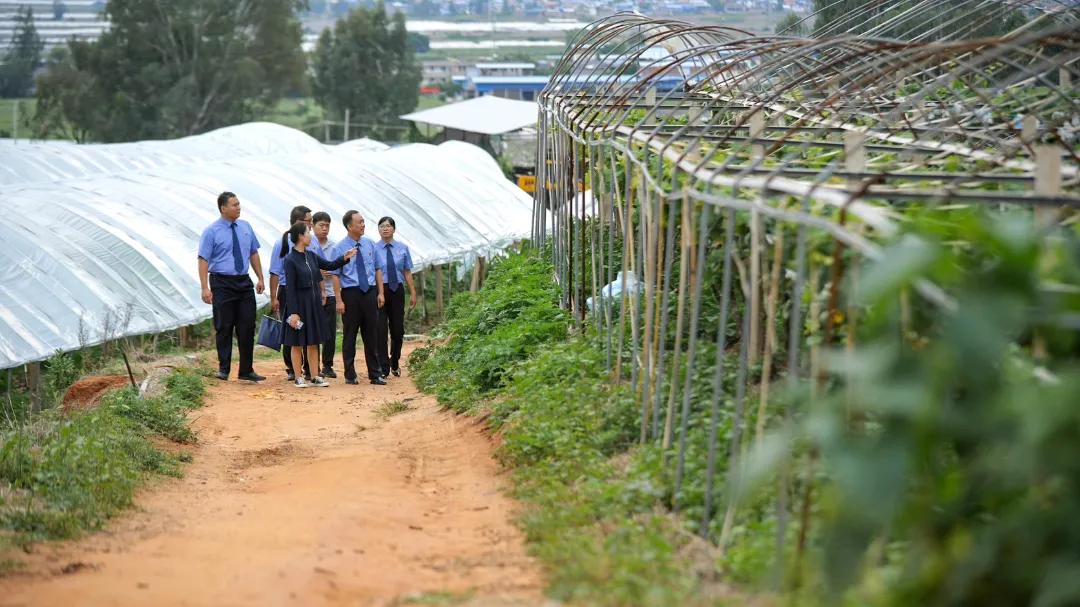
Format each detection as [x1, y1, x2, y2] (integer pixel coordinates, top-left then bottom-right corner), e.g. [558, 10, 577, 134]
[332, 210, 387, 385]
[197, 192, 266, 382]
[312, 211, 340, 378]
[269, 205, 320, 381]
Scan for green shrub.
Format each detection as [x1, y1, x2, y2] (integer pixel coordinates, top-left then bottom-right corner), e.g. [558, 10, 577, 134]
[0, 366, 204, 543]
[410, 252, 570, 410]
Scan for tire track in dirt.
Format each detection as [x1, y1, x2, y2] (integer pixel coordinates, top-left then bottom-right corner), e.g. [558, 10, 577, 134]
[0, 344, 544, 607]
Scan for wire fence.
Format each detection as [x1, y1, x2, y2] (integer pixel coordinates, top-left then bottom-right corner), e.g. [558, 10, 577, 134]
[531, 3, 1079, 578]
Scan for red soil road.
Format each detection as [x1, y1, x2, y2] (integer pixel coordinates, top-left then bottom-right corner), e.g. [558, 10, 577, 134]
[0, 345, 544, 607]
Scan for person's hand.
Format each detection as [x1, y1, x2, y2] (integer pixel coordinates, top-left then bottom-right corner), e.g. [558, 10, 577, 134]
[271, 299, 280, 314]
[409, 291, 417, 310]
[255, 279, 264, 295]
[322, 294, 327, 306]
[377, 292, 385, 308]
[201, 288, 213, 305]
[288, 314, 301, 329]
[343, 248, 357, 261]
[336, 300, 345, 314]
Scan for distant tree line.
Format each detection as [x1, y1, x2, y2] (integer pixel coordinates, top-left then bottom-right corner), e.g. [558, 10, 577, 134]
[0, 7, 43, 98]
[0, 0, 419, 143]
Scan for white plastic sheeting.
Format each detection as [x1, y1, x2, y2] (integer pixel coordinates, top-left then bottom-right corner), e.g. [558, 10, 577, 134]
[0, 122, 533, 368]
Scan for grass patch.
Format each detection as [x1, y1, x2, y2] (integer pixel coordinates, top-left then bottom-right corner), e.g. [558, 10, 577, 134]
[374, 400, 411, 420]
[0, 557, 24, 576]
[0, 368, 206, 544]
[390, 589, 476, 605]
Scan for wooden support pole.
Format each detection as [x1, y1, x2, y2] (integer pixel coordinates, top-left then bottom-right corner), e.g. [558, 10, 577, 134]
[26, 362, 41, 412]
[418, 270, 428, 323]
[470, 257, 484, 292]
[1022, 114, 1038, 143]
[435, 264, 445, 318]
[844, 130, 867, 174]
[749, 111, 766, 161]
[1032, 144, 1062, 360]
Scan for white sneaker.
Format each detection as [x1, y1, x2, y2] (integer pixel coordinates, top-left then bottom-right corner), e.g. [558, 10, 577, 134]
[294, 377, 310, 389]
[311, 377, 329, 388]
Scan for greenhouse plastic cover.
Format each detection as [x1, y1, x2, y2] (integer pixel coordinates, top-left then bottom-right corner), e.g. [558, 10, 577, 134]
[0, 122, 534, 368]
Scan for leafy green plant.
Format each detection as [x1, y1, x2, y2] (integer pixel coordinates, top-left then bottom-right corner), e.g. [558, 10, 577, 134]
[410, 252, 570, 410]
[0, 367, 206, 543]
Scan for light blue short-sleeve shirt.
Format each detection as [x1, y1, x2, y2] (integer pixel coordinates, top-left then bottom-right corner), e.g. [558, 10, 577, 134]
[332, 236, 384, 290]
[315, 238, 337, 298]
[197, 218, 260, 275]
[378, 239, 413, 285]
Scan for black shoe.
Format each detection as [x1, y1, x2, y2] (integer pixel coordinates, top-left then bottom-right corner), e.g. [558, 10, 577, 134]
[238, 372, 265, 382]
[345, 378, 359, 385]
[215, 371, 229, 381]
[304, 374, 313, 382]
[322, 369, 337, 379]
[370, 376, 386, 385]
[391, 367, 401, 377]
[286, 371, 296, 382]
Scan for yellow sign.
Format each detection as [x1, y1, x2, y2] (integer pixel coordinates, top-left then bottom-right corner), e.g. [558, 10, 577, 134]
[517, 175, 537, 192]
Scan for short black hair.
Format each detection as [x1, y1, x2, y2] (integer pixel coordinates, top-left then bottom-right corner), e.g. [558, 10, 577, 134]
[377, 216, 396, 229]
[289, 205, 312, 224]
[342, 210, 362, 229]
[312, 211, 331, 225]
[217, 191, 236, 211]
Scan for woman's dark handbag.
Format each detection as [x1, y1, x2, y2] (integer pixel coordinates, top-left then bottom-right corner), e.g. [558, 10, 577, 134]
[257, 315, 283, 351]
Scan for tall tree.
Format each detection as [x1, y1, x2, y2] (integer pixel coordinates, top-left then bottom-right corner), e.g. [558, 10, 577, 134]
[35, 0, 308, 142]
[0, 6, 44, 98]
[312, 2, 421, 140]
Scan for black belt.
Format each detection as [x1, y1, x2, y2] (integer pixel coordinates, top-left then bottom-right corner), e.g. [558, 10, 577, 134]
[210, 273, 250, 279]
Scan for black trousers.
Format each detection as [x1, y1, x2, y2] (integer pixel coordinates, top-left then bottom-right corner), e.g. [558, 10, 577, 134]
[341, 287, 380, 381]
[321, 295, 337, 371]
[277, 285, 311, 378]
[377, 287, 406, 374]
[209, 273, 256, 376]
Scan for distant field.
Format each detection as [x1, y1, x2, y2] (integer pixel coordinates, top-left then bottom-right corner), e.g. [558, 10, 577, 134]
[416, 95, 448, 111]
[263, 97, 327, 131]
[0, 98, 38, 139]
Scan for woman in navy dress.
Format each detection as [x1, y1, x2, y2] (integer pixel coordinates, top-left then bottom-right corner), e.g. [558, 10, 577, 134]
[280, 222, 355, 388]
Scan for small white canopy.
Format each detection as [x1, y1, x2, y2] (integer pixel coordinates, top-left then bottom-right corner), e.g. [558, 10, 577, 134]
[400, 96, 538, 136]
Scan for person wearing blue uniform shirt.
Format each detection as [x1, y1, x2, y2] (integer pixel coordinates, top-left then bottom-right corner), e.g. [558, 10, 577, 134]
[332, 210, 387, 385]
[197, 191, 266, 382]
[375, 216, 417, 378]
[269, 205, 323, 381]
[312, 211, 341, 378]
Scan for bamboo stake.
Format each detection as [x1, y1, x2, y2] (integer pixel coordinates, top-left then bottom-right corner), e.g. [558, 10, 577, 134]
[662, 193, 692, 450]
[754, 220, 786, 448]
[639, 175, 656, 443]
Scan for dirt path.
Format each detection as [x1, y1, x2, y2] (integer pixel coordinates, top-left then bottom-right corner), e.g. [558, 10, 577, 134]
[0, 345, 544, 607]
